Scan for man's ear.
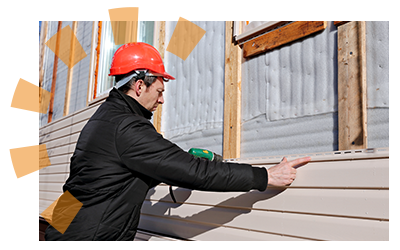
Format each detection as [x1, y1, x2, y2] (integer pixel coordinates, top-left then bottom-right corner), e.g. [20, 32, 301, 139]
[134, 79, 145, 96]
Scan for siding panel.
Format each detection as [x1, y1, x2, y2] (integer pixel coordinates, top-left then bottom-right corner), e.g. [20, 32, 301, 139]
[139, 148, 389, 240]
[149, 186, 388, 220]
[39, 101, 103, 215]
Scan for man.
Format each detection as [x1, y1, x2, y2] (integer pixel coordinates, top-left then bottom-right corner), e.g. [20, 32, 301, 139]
[45, 42, 311, 241]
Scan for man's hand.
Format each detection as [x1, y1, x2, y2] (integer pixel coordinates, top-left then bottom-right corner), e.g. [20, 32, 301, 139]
[267, 156, 311, 186]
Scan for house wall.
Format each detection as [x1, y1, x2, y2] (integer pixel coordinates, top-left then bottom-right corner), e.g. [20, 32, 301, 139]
[39, 21, 389, 241]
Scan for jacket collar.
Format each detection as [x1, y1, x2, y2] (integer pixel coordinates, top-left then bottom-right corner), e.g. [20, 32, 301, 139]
[109, 88, 153, 120]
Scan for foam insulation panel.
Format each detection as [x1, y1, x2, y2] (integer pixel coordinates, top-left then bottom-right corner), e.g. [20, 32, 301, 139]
[241, 113, 338, 158]
[366, 21, 389, 148]
[241, 22, 338, 157]
[69, 21, 93, 114]
[366, 21, 389, 109]
[162, 21, 225, 155]
[246, 22, 338, 122]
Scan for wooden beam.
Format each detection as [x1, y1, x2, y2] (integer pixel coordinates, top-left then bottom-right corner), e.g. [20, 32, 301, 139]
[223, 21, 242, 159]
[48, 21, 62, 123]
[334, 21, 350, 27]
[86, 21, 99, 105]
[39, 21, 48, 88]
[93, 21, 102, 100]
[39, 21, 48, 117]
[63, 21, 78, 116]
[337, 21, 367, 150]
[242, 21, 327, 58]
[153, 21, 166, 134]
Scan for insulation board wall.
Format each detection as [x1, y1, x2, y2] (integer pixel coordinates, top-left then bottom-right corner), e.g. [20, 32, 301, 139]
[68, 21, 93, 114]
[366, 21, 389, 148]
[241, 21, 389, 158]
[162, 21, 225, 155]
[241, 22, 339, 158]
[162, 21, 389, 158]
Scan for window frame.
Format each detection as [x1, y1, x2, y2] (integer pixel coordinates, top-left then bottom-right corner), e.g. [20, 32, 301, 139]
[233, 21, 291, 44]
[234, 21, 327, 58]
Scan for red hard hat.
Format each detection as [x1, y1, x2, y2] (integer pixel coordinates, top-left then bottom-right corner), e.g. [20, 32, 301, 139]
[109, 42, 175, 80]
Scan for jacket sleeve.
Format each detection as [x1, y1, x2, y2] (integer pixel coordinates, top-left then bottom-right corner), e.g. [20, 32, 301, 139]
[115, 117, 268, 192]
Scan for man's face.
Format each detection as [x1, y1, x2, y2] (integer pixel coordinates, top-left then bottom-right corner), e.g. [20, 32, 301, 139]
[138, 77, 165, 112]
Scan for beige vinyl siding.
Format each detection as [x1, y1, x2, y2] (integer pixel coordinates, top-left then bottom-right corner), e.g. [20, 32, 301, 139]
[138, 148, 389, 241]
[39, 101, 102, 214]
[134, 230, 181, 241]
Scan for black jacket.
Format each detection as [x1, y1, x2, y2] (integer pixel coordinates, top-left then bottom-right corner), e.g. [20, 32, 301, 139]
[45, 88, 268, 241]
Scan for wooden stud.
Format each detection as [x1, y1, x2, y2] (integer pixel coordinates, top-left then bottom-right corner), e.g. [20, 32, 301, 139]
[153, 21, 166, 134]
[223, 21, 242, 159]
[63, 21, 78, 116]
[93, 21, 102, 100]
[48, 21, 62, 123]
[86, 21, 99, 105]
[39, 21, 48, 90]
[39, 21, 48, 105]
[242, 21, 327, 58]
[337, 21, 367, 150]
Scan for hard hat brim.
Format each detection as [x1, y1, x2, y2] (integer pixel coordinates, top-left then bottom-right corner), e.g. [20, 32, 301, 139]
[160, 72, 175, 80]
[109, 69, 175, 80]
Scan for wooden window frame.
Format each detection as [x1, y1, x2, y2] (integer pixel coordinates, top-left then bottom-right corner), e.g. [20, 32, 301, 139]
[234, 21, 291, 44]
[334, 21, 350, 27]
[237, 21, 327, 58]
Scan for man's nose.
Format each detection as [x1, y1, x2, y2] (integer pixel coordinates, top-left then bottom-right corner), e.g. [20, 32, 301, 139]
[158, 94, 164, 104]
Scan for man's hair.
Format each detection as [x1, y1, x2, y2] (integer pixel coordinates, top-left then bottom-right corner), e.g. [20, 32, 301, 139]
[115, 73, 157, 94]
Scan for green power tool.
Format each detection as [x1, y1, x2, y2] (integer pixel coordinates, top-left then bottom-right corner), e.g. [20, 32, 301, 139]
[188, 148, 223, 162]
[169, 148, 224, 203]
